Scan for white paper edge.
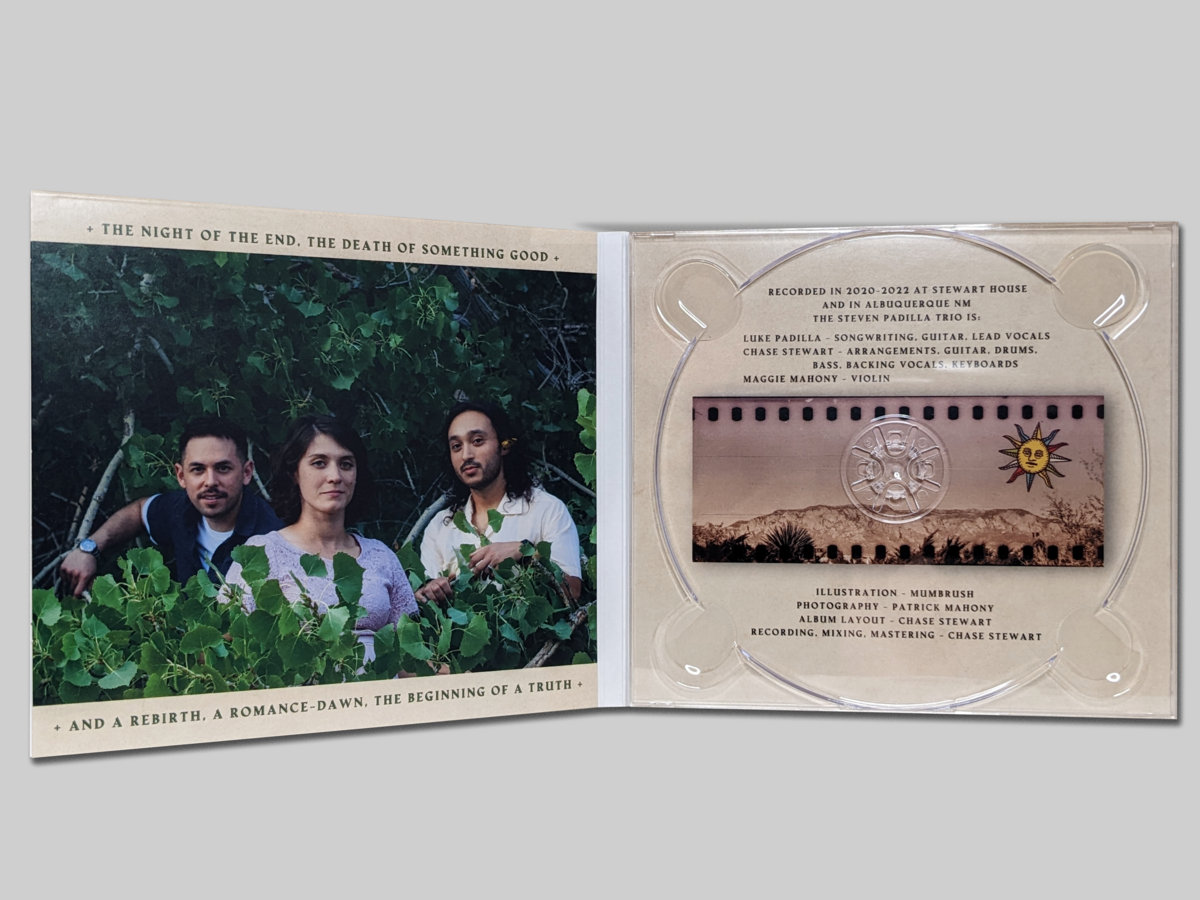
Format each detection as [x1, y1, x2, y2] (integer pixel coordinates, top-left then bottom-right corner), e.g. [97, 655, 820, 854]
[596, 231, 631, 707]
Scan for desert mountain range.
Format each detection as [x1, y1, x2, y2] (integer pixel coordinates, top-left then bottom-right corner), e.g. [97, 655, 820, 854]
[696, 504, 1098, 552]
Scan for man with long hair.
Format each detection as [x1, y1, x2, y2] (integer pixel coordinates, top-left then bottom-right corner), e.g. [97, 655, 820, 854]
[416, 400, 582, 603]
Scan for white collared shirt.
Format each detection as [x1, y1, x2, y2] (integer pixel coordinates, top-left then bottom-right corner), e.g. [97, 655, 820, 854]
[419, 486, 583, 580]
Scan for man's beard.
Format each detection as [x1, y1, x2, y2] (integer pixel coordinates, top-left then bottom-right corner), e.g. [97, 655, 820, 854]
[461, 457, 503, 492]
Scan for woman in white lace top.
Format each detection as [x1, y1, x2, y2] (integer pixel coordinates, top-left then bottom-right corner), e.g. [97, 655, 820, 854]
[222, 415, 418, 664]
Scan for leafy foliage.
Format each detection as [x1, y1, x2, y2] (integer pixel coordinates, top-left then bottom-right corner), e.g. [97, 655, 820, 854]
[377, 535, 595, 677]
[32, 531, 592, 705]
[31, 243, 596, 590]
[31, 242, 597, 700]
[32, 545, 366, 703]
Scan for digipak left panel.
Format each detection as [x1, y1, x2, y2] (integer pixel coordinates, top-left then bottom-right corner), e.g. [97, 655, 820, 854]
[30, 192, 600, 756]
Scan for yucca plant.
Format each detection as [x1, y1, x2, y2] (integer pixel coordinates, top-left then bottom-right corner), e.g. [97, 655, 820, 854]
[763, 522, 814, 563]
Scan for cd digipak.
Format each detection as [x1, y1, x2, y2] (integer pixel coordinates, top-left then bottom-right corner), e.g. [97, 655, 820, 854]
[27, 196, 1179, 757]
[623, 224, 1177, 716]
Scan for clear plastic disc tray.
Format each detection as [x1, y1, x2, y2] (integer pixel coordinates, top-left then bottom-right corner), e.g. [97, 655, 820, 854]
[628, 224, 1177, 717]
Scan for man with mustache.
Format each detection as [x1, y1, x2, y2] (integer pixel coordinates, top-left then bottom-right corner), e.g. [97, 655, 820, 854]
[59, 417, 284, 596]
[415, 400, 583, 604]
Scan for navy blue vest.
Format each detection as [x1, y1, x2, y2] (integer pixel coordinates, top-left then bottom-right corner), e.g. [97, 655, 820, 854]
[144, 491, 284, 585]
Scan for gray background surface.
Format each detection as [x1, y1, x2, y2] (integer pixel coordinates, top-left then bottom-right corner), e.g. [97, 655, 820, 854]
[7, 5, 1193, 897]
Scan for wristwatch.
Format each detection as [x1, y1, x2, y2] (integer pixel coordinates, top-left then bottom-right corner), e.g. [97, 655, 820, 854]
[78, 538, 100, 556]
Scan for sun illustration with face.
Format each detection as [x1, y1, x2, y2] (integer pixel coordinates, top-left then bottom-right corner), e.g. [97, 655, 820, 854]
[999, 422, 1070, 491]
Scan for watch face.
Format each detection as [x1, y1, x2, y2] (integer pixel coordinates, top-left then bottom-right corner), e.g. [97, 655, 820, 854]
[79, 539, 98, 554]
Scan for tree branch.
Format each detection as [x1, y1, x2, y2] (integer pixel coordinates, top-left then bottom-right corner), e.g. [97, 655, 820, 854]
[34, 551, 70, 586]
[69, 410, 136, 547]
[144, 333, 175, 374]
[403, 488, 453, 548]
[65, 485, 87, 554]
[524, 603, 592, 668]
[538, 457, 595, 499]
[32, 394, 53, 431]
[248, 439, 271, 501]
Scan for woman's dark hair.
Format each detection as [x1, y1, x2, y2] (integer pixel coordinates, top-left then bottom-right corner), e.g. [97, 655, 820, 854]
[269, 414, 374, 526]
[443, 400, 534, 513]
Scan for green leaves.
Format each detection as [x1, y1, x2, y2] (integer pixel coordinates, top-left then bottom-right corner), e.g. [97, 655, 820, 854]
[35, 528, 597, 705]
[396, 617, 433, 661]
[32, 245, 596, 623]
[33, 590, 61, 627]
[180, 625, 225, 654]
[459, 615, 491, 657]
[90, 575, 124, 610]
[318, 606, 352, 643]
[574, 452, 596, 489]
[40, 250, 87, 282]
[98, 661, 138, 690]
[81, 613, 110, 639]
[276, 634, 317, 670]
[300, 554, 328, 578]
[331, 553, 364, 607]
[31, 243, 600, 699]
[398, 542, 426, 583]
[32, 542, 390, 704]
[367, 537, 594, 677]
[232, 544, 270, 584]
[575, 387, 596, 489]
[486, 509, 505, 535]
[576, 387, 596, 450]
